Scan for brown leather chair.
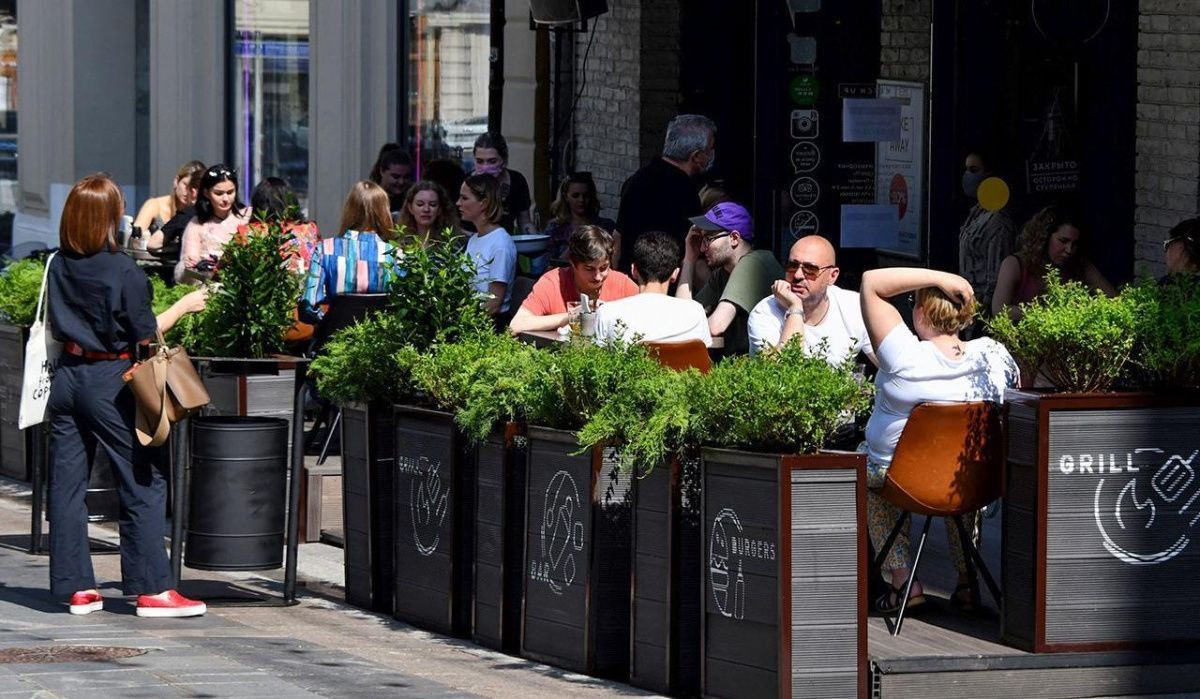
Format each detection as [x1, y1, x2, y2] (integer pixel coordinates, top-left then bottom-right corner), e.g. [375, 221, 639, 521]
[645, 339, 713, 374]
[873, 401, 1004, 635]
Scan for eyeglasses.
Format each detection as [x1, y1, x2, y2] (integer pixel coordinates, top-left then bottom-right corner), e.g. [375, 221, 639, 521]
[786, 260, 836, 280]
[701, 231, 731, 246]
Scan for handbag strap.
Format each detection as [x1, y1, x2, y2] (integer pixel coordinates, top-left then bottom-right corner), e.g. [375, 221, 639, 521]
[33, 252, 57, 325]
[135, 357, 170, 447]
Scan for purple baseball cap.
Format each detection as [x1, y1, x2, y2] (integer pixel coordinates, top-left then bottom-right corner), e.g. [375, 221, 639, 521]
[689, 202, 754, 241]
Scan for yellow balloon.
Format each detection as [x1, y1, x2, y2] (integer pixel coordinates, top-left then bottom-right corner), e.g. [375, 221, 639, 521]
[977, 177, 1010, 212]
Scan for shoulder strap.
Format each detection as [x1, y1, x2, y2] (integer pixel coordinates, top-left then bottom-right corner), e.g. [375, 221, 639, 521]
[33, 252, 57, 325]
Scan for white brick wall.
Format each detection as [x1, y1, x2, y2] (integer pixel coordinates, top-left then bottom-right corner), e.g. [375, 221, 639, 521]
[1135, 1, 1200, 276]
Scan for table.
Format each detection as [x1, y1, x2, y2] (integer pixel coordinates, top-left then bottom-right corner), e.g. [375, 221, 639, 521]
[517, 330, 724, 350]
[169, 356, 310, 607]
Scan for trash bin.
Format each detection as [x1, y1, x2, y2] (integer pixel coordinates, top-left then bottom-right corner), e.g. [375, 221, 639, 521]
[185, 416, 288, 571]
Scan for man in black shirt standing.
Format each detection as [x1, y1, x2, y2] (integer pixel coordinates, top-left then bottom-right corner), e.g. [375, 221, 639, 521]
[616, 114, 716, 271]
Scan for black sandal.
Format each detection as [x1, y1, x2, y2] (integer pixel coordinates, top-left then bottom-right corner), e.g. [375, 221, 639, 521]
[874, 584, 927, 615]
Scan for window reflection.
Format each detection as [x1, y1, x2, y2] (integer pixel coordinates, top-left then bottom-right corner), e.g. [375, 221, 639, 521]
[408, 0, 492, 173]
[0, 1, 16, 250]
[234, 0, 309, 211]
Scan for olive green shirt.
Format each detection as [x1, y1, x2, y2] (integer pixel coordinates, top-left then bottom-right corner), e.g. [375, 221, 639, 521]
[696, 249, 785, 355]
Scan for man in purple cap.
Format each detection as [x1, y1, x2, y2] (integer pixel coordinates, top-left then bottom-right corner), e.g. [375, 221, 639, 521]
[675, 201, 785, 355]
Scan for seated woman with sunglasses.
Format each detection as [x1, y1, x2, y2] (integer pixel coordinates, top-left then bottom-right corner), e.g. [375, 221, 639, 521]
[747, 235, 876, 365]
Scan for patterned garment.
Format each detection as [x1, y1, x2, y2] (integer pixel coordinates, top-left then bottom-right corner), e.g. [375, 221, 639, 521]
[866, 457, 981, 574]
[301, 230, 399, 320]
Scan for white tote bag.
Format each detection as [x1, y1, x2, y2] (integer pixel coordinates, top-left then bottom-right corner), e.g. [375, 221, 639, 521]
[18, 253, 62, 429]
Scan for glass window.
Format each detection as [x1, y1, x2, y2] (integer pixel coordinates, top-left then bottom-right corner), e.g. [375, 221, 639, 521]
[233, 0, 309, 211]
[407, 0, 492, 173]
[0, 0, 16, 249]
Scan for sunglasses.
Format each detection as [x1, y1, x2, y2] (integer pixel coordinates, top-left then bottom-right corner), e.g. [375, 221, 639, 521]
[786, 260, 836, 280]
[1164, 236, 1192, 250]
[206, 166, 235, 178]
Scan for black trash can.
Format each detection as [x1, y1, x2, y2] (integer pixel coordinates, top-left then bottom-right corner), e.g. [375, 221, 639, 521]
[186, 416, 288, 571]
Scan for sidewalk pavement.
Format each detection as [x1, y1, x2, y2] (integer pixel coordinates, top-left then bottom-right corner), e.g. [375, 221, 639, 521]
[0, 478, 656, 698]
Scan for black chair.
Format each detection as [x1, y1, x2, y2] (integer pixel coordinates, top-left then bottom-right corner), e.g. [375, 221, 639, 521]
[495, 276, 535, 331]
[307, 293, 391, 464]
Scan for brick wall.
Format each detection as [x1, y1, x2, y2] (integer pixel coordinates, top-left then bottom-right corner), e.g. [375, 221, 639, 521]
[1134, 1, 1200, 276]
[571, 3, 643, 218]
[880, 0, 931, 82]
[639, 0, 681, 166]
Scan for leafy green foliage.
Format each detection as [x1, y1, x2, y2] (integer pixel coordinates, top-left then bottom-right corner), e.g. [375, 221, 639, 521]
[1124, 276, 1200, 390]
[577, 363, 703, 475]
[194, 222, 302, 358]
[149, 276, 205, 348]
[524, 338, 661, 432]
[691, 343, 871, 454]
[454, 338, 548, 443]
[413, 331, 523, 412]
[310, 313, 420, 404]
[987, 270, 1135, 392]
[0, 258, 46, 327]
[387, 232, 491, 348]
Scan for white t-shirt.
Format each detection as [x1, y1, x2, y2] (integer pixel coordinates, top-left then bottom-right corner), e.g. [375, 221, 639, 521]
[864, 324, 1018, 468]
[592, 293, 713, 346]
[746, 285, 875, 363]
[465, 228, 517, 313]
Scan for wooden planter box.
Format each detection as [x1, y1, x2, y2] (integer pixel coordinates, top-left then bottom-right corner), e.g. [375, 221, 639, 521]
[701, 448, 866, 699]
[521, 426, 631, 679]
[629, 456, 701, 695]
[472, 423, 527, 652]
[392, 406, 474, 635]
[1003, 390, 1200, 652]
[0, 322, 29, 480]
[340, 401, 395, 613]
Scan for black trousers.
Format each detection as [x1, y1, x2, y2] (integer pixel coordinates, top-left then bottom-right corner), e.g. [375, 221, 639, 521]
[46, 356, 171, 597]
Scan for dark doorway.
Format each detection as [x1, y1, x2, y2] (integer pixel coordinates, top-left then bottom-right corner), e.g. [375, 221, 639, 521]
[931, 0, 1137, 283]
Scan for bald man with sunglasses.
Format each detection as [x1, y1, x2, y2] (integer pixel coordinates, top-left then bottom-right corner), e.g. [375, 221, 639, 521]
[747, 235, 876, 365]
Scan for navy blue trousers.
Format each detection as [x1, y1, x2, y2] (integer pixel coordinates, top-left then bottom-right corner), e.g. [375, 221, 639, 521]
[47, 356, 172, 597]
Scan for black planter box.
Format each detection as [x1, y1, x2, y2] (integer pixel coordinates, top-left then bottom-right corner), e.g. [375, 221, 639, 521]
[392, 406, 475, 635]
[341, 401, 395, 613]
[701, 448, 866, 699]
[1003, 390, 1200, 652]
[472, 423, 528, 652]
[521, 426, 632, 680]
[629, 456, 701, 695]
[0, 322, 29, 481]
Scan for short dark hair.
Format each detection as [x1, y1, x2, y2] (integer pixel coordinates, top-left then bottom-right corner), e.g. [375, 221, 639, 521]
[473, 132, 509, 161]
[378, 148, 412, 172]
[250, 177, 295, 222]
[567, 225, 615, 265]
[632, 230, 680, 284]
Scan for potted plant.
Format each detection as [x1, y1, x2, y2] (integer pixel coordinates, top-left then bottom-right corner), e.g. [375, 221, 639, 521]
[577, 363, 703, 695]
[383, 235, 491, 635]
[692, 345, 871, 699]
[988, 273, 1200, 652]
[416, 332, 540, 651]
[505, 338, 662, 680]
[309, 311, 412, 613]
[0, 257, 47, 480]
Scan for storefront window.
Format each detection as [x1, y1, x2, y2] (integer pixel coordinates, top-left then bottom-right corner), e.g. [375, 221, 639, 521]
[407, 0, 492, 173]
[0, 0, 16, 248]
[234, 0, 309, 211]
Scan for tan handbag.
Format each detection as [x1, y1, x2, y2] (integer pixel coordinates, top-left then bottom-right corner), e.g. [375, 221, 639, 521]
[123, 330, 210, 447]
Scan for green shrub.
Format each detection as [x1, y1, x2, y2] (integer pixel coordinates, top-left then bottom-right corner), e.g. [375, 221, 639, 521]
[1124, 276, 1200, 391]
[150, 276, 206, 349]
[195, 222, 301, 358]
[455, 338, 548, 443]
[692, 342, 870, 454]
[987, 270, 1136, 392]
[309, 312, 419, 404]
[524, 338, 660, 432]
[388, 232, 492, 348]
[0, 258, 46, 327]
[413, 331, 523, 413]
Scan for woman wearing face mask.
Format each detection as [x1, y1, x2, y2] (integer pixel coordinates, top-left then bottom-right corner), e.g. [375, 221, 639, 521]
[992, 205, 1116, 320]
[396, 180, 458, 245]
[546, 172, 617, 260]
[957, 151, 1017, 314]
[176, 164, 250, 283]
[472, 132, 536, 234]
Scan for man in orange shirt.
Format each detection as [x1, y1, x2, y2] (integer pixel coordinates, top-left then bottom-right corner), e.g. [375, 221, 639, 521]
[509, 225, 638, 334]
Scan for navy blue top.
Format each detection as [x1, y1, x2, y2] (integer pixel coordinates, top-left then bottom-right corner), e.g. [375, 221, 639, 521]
[47, 249, 157, 353]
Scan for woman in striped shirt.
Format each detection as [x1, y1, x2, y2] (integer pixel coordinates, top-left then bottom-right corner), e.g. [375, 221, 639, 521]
[300, 181, 400, 322]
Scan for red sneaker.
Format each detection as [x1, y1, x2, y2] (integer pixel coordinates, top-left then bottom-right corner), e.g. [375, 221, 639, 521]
[135, 590, 206, 618]
[68, 590, 104, 616]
